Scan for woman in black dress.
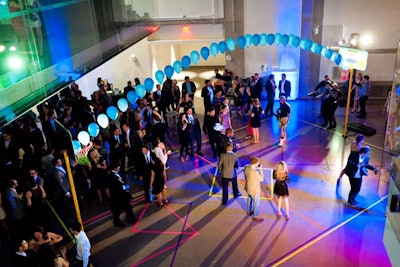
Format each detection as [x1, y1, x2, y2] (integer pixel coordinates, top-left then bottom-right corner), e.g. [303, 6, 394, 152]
[89, 148, 110, 205]
[273, 160, 290, 220]
[151, 157, 168, 207]
[250, 98, 264, 144]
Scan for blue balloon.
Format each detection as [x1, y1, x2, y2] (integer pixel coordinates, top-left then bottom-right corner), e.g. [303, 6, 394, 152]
[164, 65, 174, 78]
[136, 84, 146, 98]
[72, 140, 81, 153]
[325, 49, 333, 59]
[245, 34, 252, 48]
[144, 78, 154, 91]
[155, 70, 165, 84]
[132, 103, 138, 110]
[291, 36, 300, 47]
[281, 34, 289, 46]
[182, 55, 191, 69]
[335, 54, 342, 65]
[126, 91, 138, 104]
[200, 47, 210, 60]
[252, 34, 261, 46]
[226, 38, 236, 51]
[237, 36, 246, 48]
[267, 34, 275, 45]
[304, 39, 313, 50]
[300, 39, 306, 49]
[190, 50, 200, 64]
[117, 98, 128, 112]
[314, 43, 322, 55]
[260, 34, 268, 46]
[173, 60, 183, 73]
[107, 106, 119, 120]
[88, 122, 100, 137]
[210, 43, 219, 56]
[275, 33, 282, 44]
[218, 41, 227, 53]
[330, 51, 339, 61]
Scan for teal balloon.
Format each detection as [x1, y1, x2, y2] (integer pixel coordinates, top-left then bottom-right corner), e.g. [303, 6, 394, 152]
[310, 42, 318, 53]
[300, 39, 306, 49]
[200, 47, 210, 60]
[320, 46, 327, 56]
[291, 36, 300, 47]
[325, 49, 333, 59]
[304, 39, 313, 50]
[88, 122, 100, 137]
[135, 84, 146, 98]
[190, 50, 200, 64]
[275, 33, 282, 44]
[218, 41, 227, 53]
[106, 106, 119, 120]
[335, 54, 342, 65]
[330, 51, 339, 61]
[281, 34, 289, 46]
[245, 34, 252, 48]
[117, 98, 128, 112]
[72, 140, 81, 153]
[155, 70, 165, 84]
[182, 55, 191, 68]
[210, 43, 219, 56]
[252, 34, 261, 46]
[267, 34, 275, 45]
[127, 91, 138, 104]
[78, 131, 90, 146]
[260, 34, 268, 46]
[237, 36, 246, 48]
[144, 78, 154, 90]
[314, 43, 322, 55]
[164, 65, 174, 78]
[226, 38, 236, 51]
[97, 114, 109, 129]
[173, 60, 183, 73]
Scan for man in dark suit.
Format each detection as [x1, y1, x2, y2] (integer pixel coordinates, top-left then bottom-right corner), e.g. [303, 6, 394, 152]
[182, 76, 196, 100]
[138, 145, 155, 202]
[278, 73, 291, 99]
[218, 144, 240, 205]
[109, 163, 138, 227]
[153, 84, 167, 122]
[201, 79, 214, 111]
[203, 107, 221, 158]
[344, 147, 378, 206]
[121, 121, 143, 173]
[185, 107, 202, 156]
[251, 73, 262, 100]
[265, 74, 277, 116]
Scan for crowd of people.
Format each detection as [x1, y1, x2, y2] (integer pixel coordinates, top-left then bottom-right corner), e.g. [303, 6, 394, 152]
[1, 66, 378, 265]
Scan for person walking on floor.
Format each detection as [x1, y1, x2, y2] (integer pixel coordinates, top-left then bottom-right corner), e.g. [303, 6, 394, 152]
[276, 96, 291, 146]
[244, 157, 264, 222]
[70, 221, 91, 267]
[273, 161, 291, 220]
[218, 144, 241, 205]
[344, 147, 378, 206]
[337, 134, 365, 183]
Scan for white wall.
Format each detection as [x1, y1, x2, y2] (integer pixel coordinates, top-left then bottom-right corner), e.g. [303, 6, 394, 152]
[321, 0, 400, 81]
[76, 38, 152, 98]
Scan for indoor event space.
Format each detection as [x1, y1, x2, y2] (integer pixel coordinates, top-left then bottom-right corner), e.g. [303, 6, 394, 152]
[1, 1, 400, 267]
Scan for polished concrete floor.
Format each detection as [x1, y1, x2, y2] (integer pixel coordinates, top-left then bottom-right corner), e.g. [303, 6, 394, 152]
[83, 96, 393, 267]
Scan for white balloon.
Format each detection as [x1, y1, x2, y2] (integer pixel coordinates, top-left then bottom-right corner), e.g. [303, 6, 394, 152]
[97, 113, 109, 129]
[77, 131, 90, 146]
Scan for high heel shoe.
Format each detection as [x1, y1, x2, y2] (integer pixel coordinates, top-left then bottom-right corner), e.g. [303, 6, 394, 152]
[351, 109, 355, 113]
[277, 212, 282, 219]
[180, 157, 184, 163]
[285, 214, 290, 221]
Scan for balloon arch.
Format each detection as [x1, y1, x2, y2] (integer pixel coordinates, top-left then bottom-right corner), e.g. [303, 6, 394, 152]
[74, 32, 342, 150]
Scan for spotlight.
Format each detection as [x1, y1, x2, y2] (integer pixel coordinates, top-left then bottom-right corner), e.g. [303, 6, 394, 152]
[0, 45, 5, 53]
[0, 1, 6, 6]
[7, 55, 24, 70]
[9, 46, 17, 52]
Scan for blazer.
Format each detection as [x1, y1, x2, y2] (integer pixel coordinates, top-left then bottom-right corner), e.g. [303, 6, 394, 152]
[244, 165, 264, 196]
[278, 80, 291, 97]
[344, 151, 376, 178]
[218, 151, 239, 179]
[182, 81, 196, 96]
[201, 86, 214, 109]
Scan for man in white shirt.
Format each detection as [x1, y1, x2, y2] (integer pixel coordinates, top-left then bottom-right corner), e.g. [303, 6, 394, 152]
[70, 221, 91, 267]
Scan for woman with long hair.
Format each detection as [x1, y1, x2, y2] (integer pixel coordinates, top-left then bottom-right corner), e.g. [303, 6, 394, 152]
[273, 161, 290, 220]
[250, 98, 264, 144]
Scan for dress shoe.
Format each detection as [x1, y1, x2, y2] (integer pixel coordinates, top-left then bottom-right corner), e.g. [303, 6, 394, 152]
[196, 151, 204, 156]
[234, 193, 242, 199]
[356, 115, 365, 118]
[247, 211, 254, 216]
[347, 201, 356, 207]
[285, 215, 290, 221]
[114, 222, 127, 228]
[276, 212, 282, 219]
[127, 218, 138, 224]
[252, 217, 264, 222]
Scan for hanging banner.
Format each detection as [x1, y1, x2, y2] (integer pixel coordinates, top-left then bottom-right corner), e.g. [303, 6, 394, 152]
[338, 46, 368, 71]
